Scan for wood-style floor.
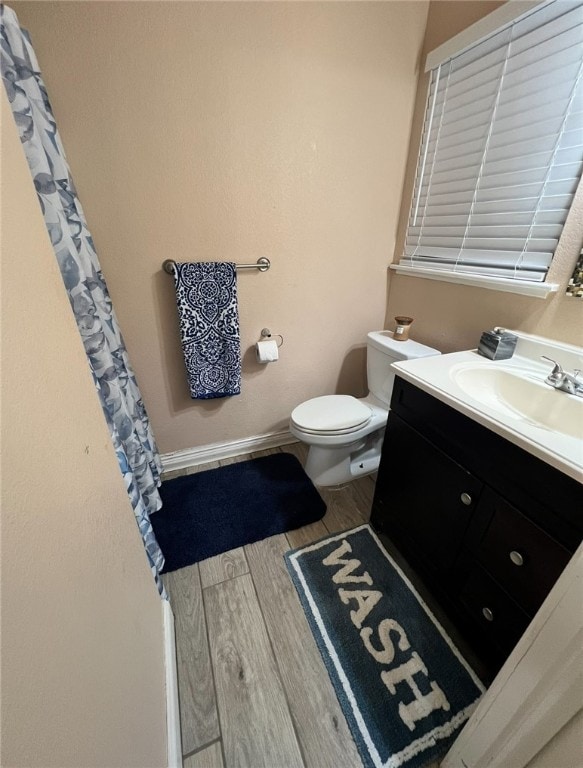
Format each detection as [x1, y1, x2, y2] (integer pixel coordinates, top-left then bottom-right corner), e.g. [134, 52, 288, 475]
[162, 443, 440, 768]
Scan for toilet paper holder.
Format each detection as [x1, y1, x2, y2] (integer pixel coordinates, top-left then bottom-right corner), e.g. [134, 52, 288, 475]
[260, 328, 284, 347]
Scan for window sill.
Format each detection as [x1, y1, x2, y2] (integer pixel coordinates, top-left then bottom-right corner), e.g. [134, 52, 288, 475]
[389, 264, 559, 299]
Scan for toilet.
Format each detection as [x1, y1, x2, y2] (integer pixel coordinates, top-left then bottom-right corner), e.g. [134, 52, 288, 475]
[290, 330, 440, 486]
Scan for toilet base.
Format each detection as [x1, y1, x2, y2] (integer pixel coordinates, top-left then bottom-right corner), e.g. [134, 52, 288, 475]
[303, 428, 385, 486]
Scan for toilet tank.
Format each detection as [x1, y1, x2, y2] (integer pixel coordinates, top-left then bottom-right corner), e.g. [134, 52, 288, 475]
[367, 331, 440, 407]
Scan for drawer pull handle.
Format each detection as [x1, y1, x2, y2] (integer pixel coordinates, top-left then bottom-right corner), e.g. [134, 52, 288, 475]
[482, 607, 494, 622]
[460, 492, 472, 506]
[509, 550, 524, 567]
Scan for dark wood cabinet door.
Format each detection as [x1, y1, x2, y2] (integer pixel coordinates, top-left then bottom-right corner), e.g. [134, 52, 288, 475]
[371, 413, 483, 573]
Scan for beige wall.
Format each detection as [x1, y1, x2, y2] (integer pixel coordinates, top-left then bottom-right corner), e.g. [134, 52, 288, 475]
[1, 94, 167, 767]
[13, 0, 430, 454]
[387, 0, 583, 352]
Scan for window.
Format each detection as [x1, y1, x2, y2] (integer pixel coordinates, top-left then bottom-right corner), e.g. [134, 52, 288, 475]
[397, 0, 583, 296]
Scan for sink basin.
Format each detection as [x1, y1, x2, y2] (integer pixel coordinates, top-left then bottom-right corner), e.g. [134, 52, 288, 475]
[451, 366, 583, 439]
[391, 331, 583, 482]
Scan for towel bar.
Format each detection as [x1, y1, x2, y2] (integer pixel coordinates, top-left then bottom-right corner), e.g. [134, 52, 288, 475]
[163, 258, 270, 274]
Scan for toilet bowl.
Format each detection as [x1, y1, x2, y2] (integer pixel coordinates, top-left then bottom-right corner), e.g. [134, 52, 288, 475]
[290, 393, 388, 486]
[290, 331, 440, 486]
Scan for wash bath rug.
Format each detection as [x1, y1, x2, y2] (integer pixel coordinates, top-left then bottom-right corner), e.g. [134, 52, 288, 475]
[285, 524, 485, 768]
[153, 453, 326, 573]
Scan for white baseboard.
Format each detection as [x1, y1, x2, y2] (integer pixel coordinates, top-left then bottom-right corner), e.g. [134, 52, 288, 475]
[161, 430, 298, 473]
[163, 599, 182, 768]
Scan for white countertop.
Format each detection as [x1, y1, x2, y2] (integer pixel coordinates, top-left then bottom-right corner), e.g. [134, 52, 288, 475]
[391, 332, 583, 484]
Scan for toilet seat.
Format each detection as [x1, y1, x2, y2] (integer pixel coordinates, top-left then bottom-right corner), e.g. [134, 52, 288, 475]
[290, 395, 372, 435]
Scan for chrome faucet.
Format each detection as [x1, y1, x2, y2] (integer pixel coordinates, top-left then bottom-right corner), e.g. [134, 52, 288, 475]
[541, 356, 583, 397]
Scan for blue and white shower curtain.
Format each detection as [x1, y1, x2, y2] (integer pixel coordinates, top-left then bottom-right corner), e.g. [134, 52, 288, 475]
[1, 5, 166, 595]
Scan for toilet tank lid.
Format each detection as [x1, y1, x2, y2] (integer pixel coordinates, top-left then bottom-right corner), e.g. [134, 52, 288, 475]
[367, 331, 441, 360]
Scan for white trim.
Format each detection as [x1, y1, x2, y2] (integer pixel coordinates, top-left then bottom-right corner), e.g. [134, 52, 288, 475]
[425, 0, 548, 71]
[163, 600, 182, 768]
[442, 542, 583, 768]
[389, 264, 559, 298]
[161, 430, 298, 472]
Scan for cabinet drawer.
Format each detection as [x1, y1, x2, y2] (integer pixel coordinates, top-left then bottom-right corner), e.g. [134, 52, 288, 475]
[476, 489, 571, 616]
[459, 566, 530, 656]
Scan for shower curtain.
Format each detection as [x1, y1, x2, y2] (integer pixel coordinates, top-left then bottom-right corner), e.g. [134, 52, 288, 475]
[1, 5, 166, 595]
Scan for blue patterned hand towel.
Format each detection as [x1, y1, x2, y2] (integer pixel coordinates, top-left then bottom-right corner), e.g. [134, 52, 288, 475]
[172, 262, 241, 399]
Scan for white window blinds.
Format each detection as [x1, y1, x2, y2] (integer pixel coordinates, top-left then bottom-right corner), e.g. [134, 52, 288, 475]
[403, 0, 583, 283]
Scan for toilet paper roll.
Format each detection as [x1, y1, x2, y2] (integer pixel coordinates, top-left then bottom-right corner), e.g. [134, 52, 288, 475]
[256, 339, 279, 363]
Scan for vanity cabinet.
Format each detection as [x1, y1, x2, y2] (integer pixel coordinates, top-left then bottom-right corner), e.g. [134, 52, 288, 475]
[371, 377, 582, 674]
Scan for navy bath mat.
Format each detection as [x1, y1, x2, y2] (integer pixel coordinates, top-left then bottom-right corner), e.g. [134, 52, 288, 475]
[285, 525, 484, 768]
[153, 452, 326, 573]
